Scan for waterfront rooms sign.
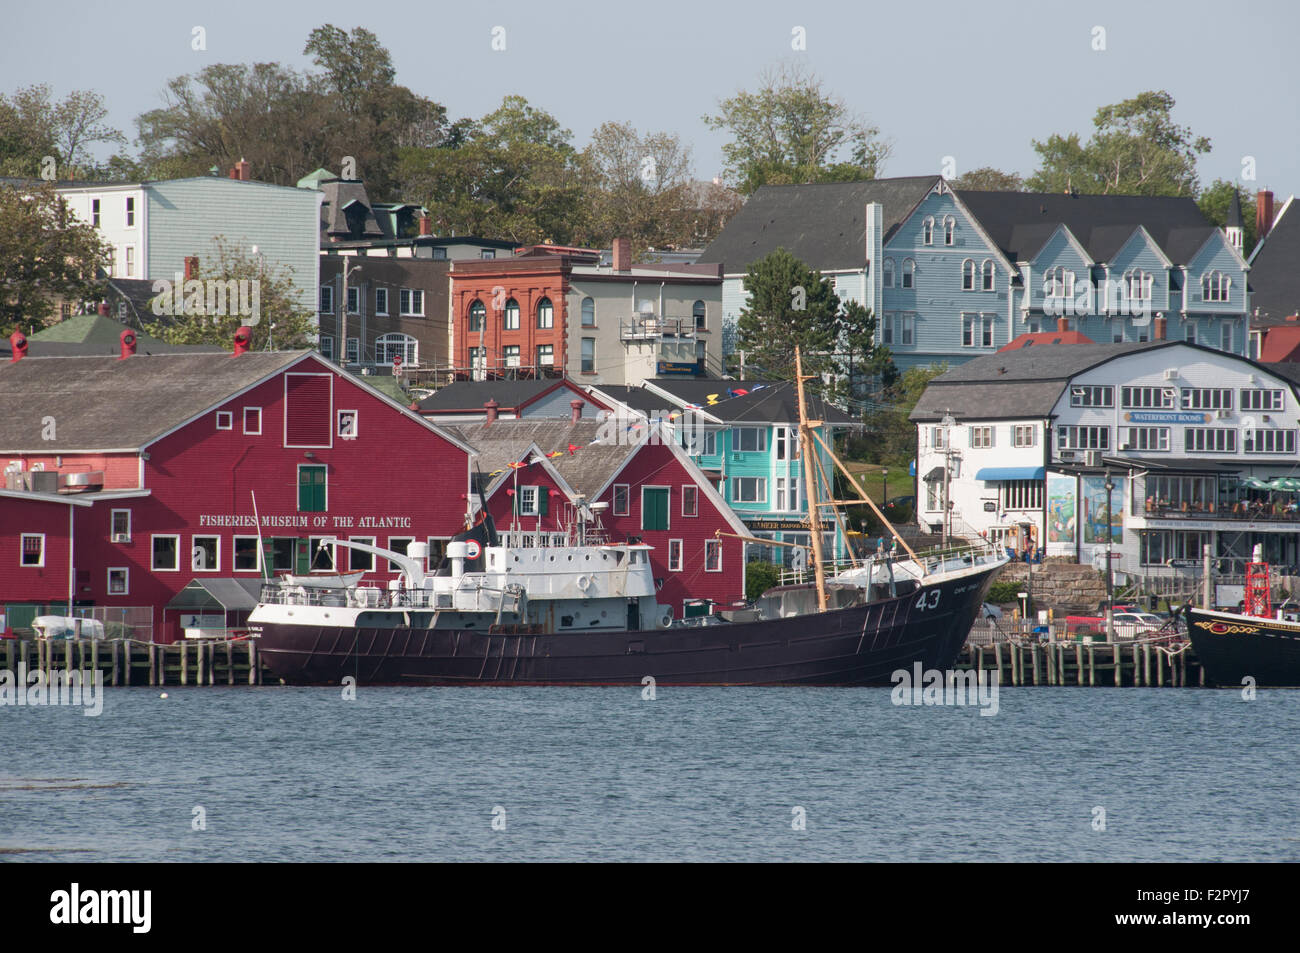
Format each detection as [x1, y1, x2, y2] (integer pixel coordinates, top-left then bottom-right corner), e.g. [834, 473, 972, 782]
[198, 514, 413, 530]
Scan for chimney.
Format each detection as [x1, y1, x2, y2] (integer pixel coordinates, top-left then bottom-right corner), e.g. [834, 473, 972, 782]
[1056, 317, 1069, 333]
[184, 256, 199, 281]
[232, 325, 252, 356]
[8, 330, 27, 362]
[612, 237, 631, 272]
[231, 158, 251, 181]
[570, 399, 585, 424]
[118, 329, 137, 360]
[484, 398, 499, 426]
[1154, 315, 1167, 340]
[419, 215, 432, 237]
[1257, 190, 1275, 242]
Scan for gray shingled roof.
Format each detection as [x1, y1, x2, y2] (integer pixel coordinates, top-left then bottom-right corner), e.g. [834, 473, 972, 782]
[696, 177, 939, 271]
[933, 341, 1167, 383]
[450, 419, 634, 499]
[1249, 199, 1300, 325]
[911, 380, 1074, 421]
[418, 379, 571, 413]
[0, 351, 309, 451]
[955, 190, 1213, 263]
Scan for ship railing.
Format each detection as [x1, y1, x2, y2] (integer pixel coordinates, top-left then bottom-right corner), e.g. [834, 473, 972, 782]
[777, 542, 1005, 587]
[257, 580, 526, 614]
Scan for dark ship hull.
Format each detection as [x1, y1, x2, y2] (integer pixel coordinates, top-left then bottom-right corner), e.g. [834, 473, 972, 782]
[252, 565, 1000, 686]
[1187, 608, 1300, 687]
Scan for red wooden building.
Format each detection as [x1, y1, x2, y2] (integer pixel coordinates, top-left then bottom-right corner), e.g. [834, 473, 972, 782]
[448, 418, 749, 616]
[0, 333, 474, 641]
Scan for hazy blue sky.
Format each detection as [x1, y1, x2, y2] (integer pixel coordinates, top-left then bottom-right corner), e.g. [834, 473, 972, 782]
[6, 0, 1297, 196]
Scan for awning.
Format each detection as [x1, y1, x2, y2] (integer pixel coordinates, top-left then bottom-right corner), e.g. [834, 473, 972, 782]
[922, 466, 945, 483]
[975, 466, 1046, 481]
[165, 578, 265, 613]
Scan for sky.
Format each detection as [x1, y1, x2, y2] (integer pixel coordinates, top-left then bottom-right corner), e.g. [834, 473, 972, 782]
[5, 0, 1298, 197]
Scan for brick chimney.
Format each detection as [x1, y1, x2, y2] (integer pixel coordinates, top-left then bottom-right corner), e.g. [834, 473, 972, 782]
[184, 256, 199, 281]
[419, 215, 432, 237]
[118, 329, 137, 360]
[8, 330, 27, 362]
[612, 237, 631, 272]
[570, 399, 585, 424]
[230, 158, 251, 181]
[1154, 315, 1167, 340]
[1056, 317, 1069, 333]
[484, 398, 499, 426]
[1257, 190, 1275, 242]
[232, 325, 252, 356]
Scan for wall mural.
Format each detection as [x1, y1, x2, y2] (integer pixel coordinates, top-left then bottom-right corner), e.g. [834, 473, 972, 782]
[1047, 475, 1076, 543]
[1081, 475, 1124, 544]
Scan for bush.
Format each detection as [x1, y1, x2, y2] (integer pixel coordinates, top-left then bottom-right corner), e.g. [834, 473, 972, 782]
[746, 560, 783, 602]
[986, 580, 1023, 604]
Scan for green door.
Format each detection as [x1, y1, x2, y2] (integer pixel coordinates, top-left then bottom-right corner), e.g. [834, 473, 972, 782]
[642, 487, 669, 531]
[298, 466, 326, 512]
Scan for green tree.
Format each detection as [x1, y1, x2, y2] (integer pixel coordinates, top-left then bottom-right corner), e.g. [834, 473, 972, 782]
[0, 85, 124, 179]
[704, 63, 891, 194]
[736, 248, 841, 380]
[745, 560, 783, 601]
[860, 362, 949, 465]
[1198, 179, 1257, 257]
[399, 96, 584, 244]
[0, 182, 110, 335]
[142, 237, 315, 352]
[835, 299, 896, 398]
[1027, 90, 1210, 196]
[950, 167, 1024, 191]
[579, 121, 696, 250]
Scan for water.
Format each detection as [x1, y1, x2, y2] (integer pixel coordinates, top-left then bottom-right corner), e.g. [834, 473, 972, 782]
[2, 686, 1297, 862]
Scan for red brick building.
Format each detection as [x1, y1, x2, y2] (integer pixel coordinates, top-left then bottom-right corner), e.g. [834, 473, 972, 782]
[448, 419, 749, 616]
[0, 338, 474, 641]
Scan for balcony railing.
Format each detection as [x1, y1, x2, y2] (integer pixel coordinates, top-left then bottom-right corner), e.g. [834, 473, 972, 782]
[620, 315, 702, 341]
[1141, 500, 1300, 522]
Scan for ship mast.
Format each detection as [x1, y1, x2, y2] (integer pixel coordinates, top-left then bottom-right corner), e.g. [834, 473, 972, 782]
[795, 347, 829, 611]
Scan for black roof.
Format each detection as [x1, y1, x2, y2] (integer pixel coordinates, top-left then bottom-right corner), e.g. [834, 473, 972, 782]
[1249, 199, 1300, 325]
[696, 177, 939, 271]
[644, 379, 857, 425]
[955, 190, 1215, 263]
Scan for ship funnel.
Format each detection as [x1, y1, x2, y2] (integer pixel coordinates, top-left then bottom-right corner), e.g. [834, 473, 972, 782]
[447, 540, 468, 577]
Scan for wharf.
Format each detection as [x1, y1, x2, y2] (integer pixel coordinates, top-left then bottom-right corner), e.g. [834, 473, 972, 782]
[3, 637, 263, 687]
[956, 640, 1207, 687]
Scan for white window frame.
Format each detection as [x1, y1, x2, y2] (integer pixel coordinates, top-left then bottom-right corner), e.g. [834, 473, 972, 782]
[107, 567, 129, 595]
[125, 196, 135, 227]
[110, 508, 132, 541]
[152, 534, 181, 572]
[1012, 425, 1037, 448]
[20, 533, 45, 567]
[536, 297, 554, 329]
[337, 409, 359, 439]
[640, 485, 671, 531]
[732, 427, 767, 453]
[345, 338, 360, 364]
[901, 258, 915, 289]
[730, 476, 767, 504]
[922, 216, 934, 245]
[124, 245, 136, 278]
[882, 259, 895, 289]
[944, 216, 955, 245]
[319, 336, 334, 361]
[969, 426, 993, 449]
[897, 313, 914, 346]
[536, 344, 554, 367]
[91, 197, 100, 228]
[400, 288, 424, 317]
[668, 539, 683, 572]
[191, 535, 220, 572]
[243, 406, 262, 435]
[961, 259, 975, 291]
[681, 485, 698, 517]
[346, 286, 360, 314]
[347, 536, 377, 573]
[216, 410, 233, 430]
[503, 298, 520, 330]
[309, 536, 336, 572]
[704, 539, 722, 573]
[386, 537, 415, 572]
[233, 535, 262, 573]
[981, 260, 995, 292]
[518, 485, 540, 516]
[319, 285, 334, 313]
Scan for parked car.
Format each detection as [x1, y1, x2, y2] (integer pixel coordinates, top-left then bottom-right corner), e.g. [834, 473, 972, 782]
[1111, 611, 1164, 640]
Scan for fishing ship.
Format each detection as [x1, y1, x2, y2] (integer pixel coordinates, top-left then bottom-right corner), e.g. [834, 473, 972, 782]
[1186, 548, 1300, 687]
[247, 351, 1009, 685]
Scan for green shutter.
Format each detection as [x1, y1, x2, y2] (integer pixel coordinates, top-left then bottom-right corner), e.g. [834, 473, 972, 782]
[539, 488, 549, 516]
[643, 488, 669, 531]
[295, 539, 310, 575]
[299, 466, 326, 512]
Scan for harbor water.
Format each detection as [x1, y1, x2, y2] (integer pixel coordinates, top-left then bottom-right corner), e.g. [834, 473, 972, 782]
[2, 686, 1297, 862]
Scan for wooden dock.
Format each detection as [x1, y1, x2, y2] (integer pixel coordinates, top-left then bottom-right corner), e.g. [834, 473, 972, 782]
[956, 640, 1205, 687]
[2, 638, 263, 687]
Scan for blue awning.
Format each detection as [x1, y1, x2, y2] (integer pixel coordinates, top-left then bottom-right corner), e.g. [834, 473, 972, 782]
[975, 466, 1045, 481]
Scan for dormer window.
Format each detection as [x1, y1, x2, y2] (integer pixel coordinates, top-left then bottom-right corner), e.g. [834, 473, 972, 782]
[922, 217, 934, 245]
[1202, 271, 1231, 302]
[943, 216, 955, 245]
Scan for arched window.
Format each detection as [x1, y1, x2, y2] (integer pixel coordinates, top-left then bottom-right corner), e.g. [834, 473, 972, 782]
[536, 296, 553, 329]
[882, 259, 895, 288]
[981, 260, 995, 291]
[375, 333, 418, 367]
[922, 217, 934, 245]
[943, 216, 955, 245]
[901, 258, 915, 289]
[581, 296, 595, 327]
[1124, 270, 1152, 301]
[961, 259, 975, 291]
[1202, 271, 1231, 302]
[468, 299, 486, 333]
[693, 299, 706, 330]
[504, 297, 520, 330]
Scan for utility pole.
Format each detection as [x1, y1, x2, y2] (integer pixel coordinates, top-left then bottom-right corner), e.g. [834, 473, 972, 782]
[941, 412, 956, 549]
[340, 261, 360, 366]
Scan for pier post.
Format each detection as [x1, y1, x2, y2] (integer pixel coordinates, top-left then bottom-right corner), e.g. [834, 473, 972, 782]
[122, 641, 131, 687]
[1113, 644, 1122, 686]
[993, 643, 1003, 685]
[1142, 644, 1150, 687]
[65, 639, 74, 684]
[196, 640, 204, 686]
[4, 638, 12, 676]
[1087, 644, 1095, 686]
[91, 638, 99, 682]
[1131, 645, 1139, 688]
[110, 640, 119, 687]
[226, 640, 234, 686]
[22, 640, 31, 682]
[248, 639, 259, 686]
[1075, 644, 1083, 685]
[1156, 649, 1163, 686]
[149, 644, 156, 686]
[180, 641, 188, 686]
